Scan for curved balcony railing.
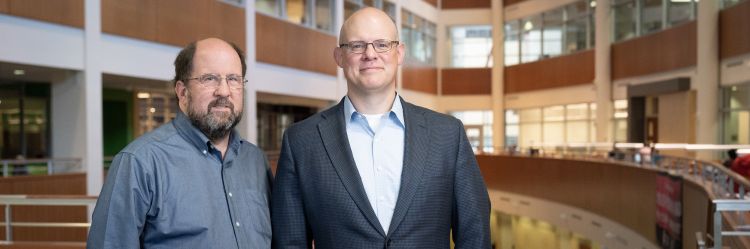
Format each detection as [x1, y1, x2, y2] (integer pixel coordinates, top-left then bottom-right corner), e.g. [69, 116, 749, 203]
[477, 142, 750, 249]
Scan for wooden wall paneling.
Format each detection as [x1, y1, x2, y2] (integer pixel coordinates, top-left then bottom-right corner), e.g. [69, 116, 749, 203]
[611, 21, 696, 80]
[256, 13, 337, 76]
[102, 0, 158, 41]
[442, 0, 491, 9]
[441, 68, 492, 95]
[0, 0, 9, 13]
[156, 0, 211, 47]
[402, 65, 438, 94]
[719, 0, 750, 59]
[8, 0, 83, 28]
[209, 1, 246, 52]
[504, 49, 594, 94]
[0, 174, 87, 241]
[476, 155, 660, 243]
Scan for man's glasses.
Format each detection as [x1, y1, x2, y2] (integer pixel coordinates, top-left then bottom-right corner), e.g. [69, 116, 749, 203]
[185, 74, 246, 90]
[339, 40, 399, 54]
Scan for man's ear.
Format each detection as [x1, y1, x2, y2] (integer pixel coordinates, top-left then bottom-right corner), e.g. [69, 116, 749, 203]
[175, 80, 187, 102]
[396, 43, 405, 65]
[334, 47, 345, 68]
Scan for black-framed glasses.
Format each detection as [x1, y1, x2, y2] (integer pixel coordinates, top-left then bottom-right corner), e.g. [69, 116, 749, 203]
[185, 73, 246, 90]
[339, 40, 399, 54]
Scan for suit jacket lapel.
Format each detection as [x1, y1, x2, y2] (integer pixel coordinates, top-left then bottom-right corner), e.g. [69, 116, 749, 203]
[318, 100, 386, 237]
[388, 99, 429, 235]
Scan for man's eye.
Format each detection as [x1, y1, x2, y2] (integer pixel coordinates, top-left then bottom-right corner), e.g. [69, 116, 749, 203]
[227, 76, 240, 82]
[203, 75, 219, 82]
[351, 43, 366, 49]
[375, 43, 389, 49]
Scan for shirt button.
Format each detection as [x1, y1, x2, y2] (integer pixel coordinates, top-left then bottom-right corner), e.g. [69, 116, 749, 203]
[228, 192, 233, 197]
[202, 150, 207, 154]
[235, 222, 241, 227]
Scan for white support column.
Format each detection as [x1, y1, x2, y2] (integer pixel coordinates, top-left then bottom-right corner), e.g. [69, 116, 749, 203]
[335, 0, 347, 99]
[395, 0, 404, 95]
[491, 0, 505, 151]
[241, 0, 258, 143]
[695, 0, 720, 159]
[84, 0, 103, 199]
[595, 0, 613, 143]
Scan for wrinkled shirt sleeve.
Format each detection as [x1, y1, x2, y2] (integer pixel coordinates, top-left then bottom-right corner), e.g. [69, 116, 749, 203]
[87, 152, 154, 249]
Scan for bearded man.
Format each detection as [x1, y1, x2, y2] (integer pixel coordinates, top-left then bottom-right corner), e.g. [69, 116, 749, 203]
[87, 38, 272, 249]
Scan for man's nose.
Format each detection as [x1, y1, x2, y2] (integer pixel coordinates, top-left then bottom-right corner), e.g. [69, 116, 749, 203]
[362, 43, 378, 60]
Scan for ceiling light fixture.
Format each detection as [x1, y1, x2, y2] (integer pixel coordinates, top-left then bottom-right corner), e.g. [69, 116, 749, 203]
[13, 69, 25, 76]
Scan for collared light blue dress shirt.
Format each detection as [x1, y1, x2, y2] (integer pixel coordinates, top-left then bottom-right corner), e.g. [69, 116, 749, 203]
[87, 111, 272, 249]
[344, 95, 405, 234]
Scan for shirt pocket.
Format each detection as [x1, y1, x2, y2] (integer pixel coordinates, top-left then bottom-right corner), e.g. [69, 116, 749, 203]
[241, 189, 272, 239]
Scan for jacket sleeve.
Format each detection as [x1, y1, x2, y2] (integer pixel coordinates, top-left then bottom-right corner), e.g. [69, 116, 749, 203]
[451, 120, 492, 249]
[87, 153, 153, 249]
[272, 131, 313, 249]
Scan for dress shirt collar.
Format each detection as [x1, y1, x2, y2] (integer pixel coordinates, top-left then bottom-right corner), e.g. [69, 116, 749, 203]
[344, 93, 405, 128]
[173, 111, 241, 155]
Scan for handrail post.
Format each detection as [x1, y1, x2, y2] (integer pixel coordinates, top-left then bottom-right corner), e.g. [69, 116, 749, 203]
[4, 204, 11, 242]
[2, 162, 7, 177]
[47, 159, 53, 175]
[714, 208, 722, 249]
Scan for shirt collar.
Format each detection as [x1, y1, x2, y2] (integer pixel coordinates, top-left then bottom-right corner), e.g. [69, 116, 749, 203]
[173, 111, 241, 154]
[344, 93, 405, 128]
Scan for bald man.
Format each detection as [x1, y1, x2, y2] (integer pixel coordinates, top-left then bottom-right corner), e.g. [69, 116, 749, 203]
[88, 38, 272, 249]
[272, 8, 490, 249]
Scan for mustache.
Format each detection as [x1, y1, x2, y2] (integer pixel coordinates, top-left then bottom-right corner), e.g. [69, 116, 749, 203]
[208, 97, 234, 111]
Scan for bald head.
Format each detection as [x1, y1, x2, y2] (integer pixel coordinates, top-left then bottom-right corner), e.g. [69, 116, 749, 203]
[339, 7, 398, 44]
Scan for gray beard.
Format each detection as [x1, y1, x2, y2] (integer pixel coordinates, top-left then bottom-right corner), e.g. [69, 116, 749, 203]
[186, 95, 242, 141]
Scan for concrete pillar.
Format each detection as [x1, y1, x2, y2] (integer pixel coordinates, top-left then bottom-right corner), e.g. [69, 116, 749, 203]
[491, 0, 505, 151]
[395, 0, 404, 95]
[51, 72, 86, 161]
[335, 0, 347, 98]
[594, 0, 613, 143]
[241, 0, 258, 143]
[695, 0, 720, 159]
[84, 0, 103, 198]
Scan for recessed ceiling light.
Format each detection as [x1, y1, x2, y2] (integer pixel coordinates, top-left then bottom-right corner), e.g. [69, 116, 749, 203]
[13, 69, 25, 76]
[590, 0, 597, 8]
[137, 92, 151, 99]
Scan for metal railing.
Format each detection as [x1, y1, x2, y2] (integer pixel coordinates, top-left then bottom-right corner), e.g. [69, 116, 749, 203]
[0, 158, 82, 177]
[0, 195, 97, 242]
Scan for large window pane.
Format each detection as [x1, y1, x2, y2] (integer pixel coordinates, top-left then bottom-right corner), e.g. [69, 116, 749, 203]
[521, 15, 542, 63]
[668, 0, 693, 26]
[543, 122, 565, 146]
[256, 0, 279, 16]
[411, 16, 425, 61]
[315, 0, 333, 32]
[613, 0, 636, 41]
[641, 0, 663, 34]
[567, 121, 589, 143]
[565, 1, 590, 53]
[286, 0, 308, 25]
[450, 25, 493, 67]
[504, 21, 521, 66]
[543, 105, 564, 122]
[344, 0, 358, 20]
[383, 1, 397, 21]
[542, 9, 563, 58]
[520, 108, 542, 123]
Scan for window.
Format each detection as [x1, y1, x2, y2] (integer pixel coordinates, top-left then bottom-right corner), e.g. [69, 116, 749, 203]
[505, 103, 597, 149]
[402, 10, 437, 65]
[504, 0, 595, 65]
[612, 0, 697, 42]
[256, 0, 279, 15]
[451, 111, 494, 153]
[640, 0, 663, 35]
[542, 9, 564, 58]
[722, 0, 746, 9]
[504, 21, 521, 66]
[613, 99, 628, 142]
[256, 0, 336, 33]
[722, 84, 750, 144]
[613, 0, 637, 41]
[520, 15, 542, 63]
[449, 25, 493, 68]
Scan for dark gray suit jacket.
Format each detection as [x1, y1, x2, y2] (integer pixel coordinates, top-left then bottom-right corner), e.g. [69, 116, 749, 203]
[272, 98, 491, 249]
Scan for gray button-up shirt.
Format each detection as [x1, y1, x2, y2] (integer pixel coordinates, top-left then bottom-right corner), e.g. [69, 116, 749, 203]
[88, 111, 272, 249]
